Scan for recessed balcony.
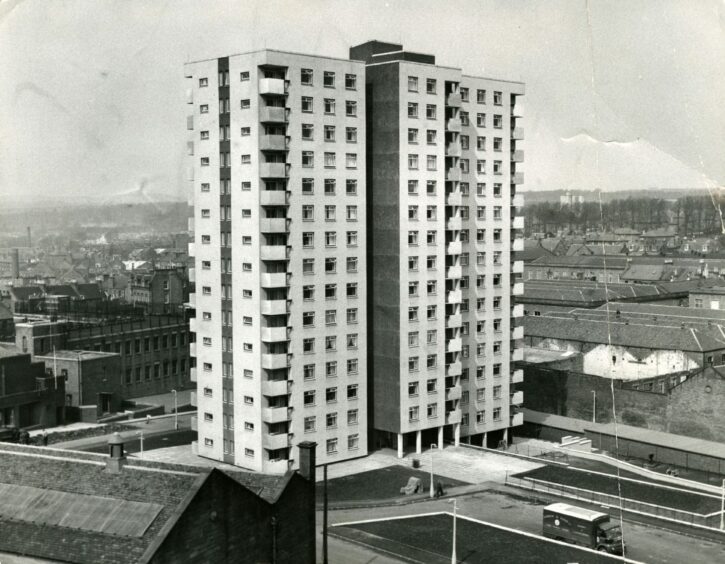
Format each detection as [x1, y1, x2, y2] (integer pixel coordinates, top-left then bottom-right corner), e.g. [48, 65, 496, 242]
[511, 391, 524, 405]
[512, 260, 524, 274]
[446, 241, 462, 255]
[189, 367, 197, 382]
[511, 304, 524, 318]
[259, 78, 287, 96]
[511, 325, 524, 340]
[512, 282, 524, 296]
[259, 135, 287, 151]
[259, 106, 287, 123]
[512, 127, 524, 140]
[446, 265, 462, 279]
[512, 216, 525, 230]
[446, 119, 461, 132]
[446, 362, 462, 377]
[263, 432, 290, 450]
[512, 238, 524, 252]
[445, 385, 462, 401]
[511, 348, 524, 362]
[445, 191, 462, 206]
[260, 218, 288, 233]
[446, 216, 462, 231]
[445, 411, 461, 425]
[510, 411, 524, 427]
[446, 290, 462, 304]
[446, 92, 462, 107]
[259, 163, 288, 178]
[446, 168, 462, 182]
[445, 337, 462, 353]
[512, 194, 525, 208]
[445, 313, 462, 328]
[511, 369, 524, 384]
[511, 172, 524, 185]
[445, 144, 461, 157]
[512, 150, 524, 163]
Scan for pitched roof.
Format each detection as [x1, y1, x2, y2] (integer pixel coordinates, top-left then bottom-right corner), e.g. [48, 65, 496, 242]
[529, 255, 630, 269]
[521, 280, 662, 306]
[0, 443, 296, 564]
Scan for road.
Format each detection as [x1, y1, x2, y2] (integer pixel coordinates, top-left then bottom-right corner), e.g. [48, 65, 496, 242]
[324, 488, 725, 564]
[82, 429, 197, 454]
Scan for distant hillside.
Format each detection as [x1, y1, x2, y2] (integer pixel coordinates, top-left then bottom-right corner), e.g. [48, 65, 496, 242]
[522, 188, 713, 204]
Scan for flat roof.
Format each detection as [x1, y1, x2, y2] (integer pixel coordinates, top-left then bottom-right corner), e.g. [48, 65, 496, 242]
[36, 350, 120, 361]
[523, 347, 581, 364]
[186, 48, 366, 66]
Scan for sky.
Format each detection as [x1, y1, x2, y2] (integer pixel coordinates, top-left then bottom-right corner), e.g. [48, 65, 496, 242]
[0, 0, 723, 206]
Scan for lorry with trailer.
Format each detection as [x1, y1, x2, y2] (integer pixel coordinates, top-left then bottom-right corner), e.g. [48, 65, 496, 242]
[543, 502, 624, 555]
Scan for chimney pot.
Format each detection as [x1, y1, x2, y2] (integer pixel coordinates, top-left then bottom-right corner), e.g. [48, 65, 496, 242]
[297, 441, 317, 482]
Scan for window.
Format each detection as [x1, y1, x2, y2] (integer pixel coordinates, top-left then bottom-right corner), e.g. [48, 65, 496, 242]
[408, 76, 418, 92]
[200, 157, 210, 167]
[426, 155, 437, 171]
[426, 205, 436, 220]
[493, 91, 503, 105]
[409, 331, 420, 347]
[493, 114, 503, 128]
[348, 434, 359, 450]
[241, 127, 250, 136]
[325, 309, 337, 325]
[460, 111, 469, 126]
[426, 255, 436, 269]
[302, 151, 314, 167]
[244, 395, 254, 405]
[409, 406, 419, 421]
[326, 412, 338, 428]
[302, 204, 314, 220]
[409, 281, 419, 297]
[201, 183, 210, 192]
[408, 154, 419, 170]
[346, 100, 357, 116]
[409, 256, 419, 271]
[493, 407, 501, 421]
[200, 130, 209, 140]
[345, 73, 357, 89]
[408, 381, 419, 396]
[302, 178, 314, 194]
[240, 99, 250, 110]
[427, 354, 437, 369]
[325, 204, 336, 221]
[326, 387, 338, 403]
[408, 180, 419, 195]
[409, 205, 419, 220]
[427, 403, 438, 418]
[347, 256, 358, 273]
[426, 104, 436, 119]
[324, 98, 335, 114]
[324, 178, 336, 195]
[325, 257, 336, 273]
[427, 329, 437, 344]
[493, 137, 503, 151]
[302, 123, 314, 140]
[304, 416, 316, 433]
[199, 77, 208, 87]
[408, 231, 419, 246]
[347, 384, 358, 399]
[323, 71, 335, 87]
[347, 205, 358, 221]
[477, 89, 486, 104]
[200, 104, 208, 114]
[427, 180, 436, 195]
[427, 280, 437, 295]
[346, 179, 358, 195]
[461, 135, 469, 150]
[346, 308, 358, 324]
[327, 438, 338, 454]
[426, 78, 436, 94]
[426, 231, 436, 245]
[347, 231, 358, 246]
[324, 152, 336, 168]
[302, 258, 315, 275]
[301, 96, 313, 112]
[303, 312, 315, 327]
[427, 305, 437, 320]
[347, 334, 358, 349]
[408, 102, 418, 118]
[303, 338, 315, 353]
[325, 231, 336, 247]
[476, 113, 486, 127]
[301, 68, 313, 85]
[302, 232, 314, 248]
[346, 127, 357, 143]
[460, 87, 469, 101]
[346, 153, 357, 168]
[427, 129, 437, 145]
[304, 390, 316, 406]
[240, 71, 249, 81]
[493, 160, 502, 174]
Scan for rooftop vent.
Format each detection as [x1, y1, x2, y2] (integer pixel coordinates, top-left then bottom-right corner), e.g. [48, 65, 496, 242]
[106, 432, 126, 474]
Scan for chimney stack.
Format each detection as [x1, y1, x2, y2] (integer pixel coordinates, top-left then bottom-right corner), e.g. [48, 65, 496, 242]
[297, 441, 317, 482]
[106, 432, 127, 473]
[11, 248, 19, 279]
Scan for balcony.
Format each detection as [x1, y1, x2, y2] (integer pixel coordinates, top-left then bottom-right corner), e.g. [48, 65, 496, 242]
[511, 260, 524, 274]
[261, 327, 289, 342]
[445, 144, 461, 157]
[188, 293, 196, 309]
[445, 385, 462, 401]
[189, 343, 197, 357]
[264, 458, 291, 475]
[188, 242, 195, 257]
[446, 265, 462, 279]
[259, 106, 287, 123]
[262, 353, 290, 370]
[190, 416, 197, 431]
[512, 282, 524, 296]
[511, 304, 524, 318]
[262, 406, 291, 424]
[263, 432, 290, 450]
[446, 119, 461, 132]
[262, 379, 290, 396]
[261, 245, 287, 261]
[446, 216, 462, 231]
[445, 191, 462, 206]
[189, 317, 197, 333]
[511, 325, 524, 340]
[445, 313, 462, 328]
[259, 135, 287, 151]
[261, 299, 287, 315]
[511, 369, 524, 384]
[512, 238, 524, 252]
[511, 348, 524, 362]
[188, 216, 194, 231]
[190, 391, 197, 407]
[446, 92, 462, 107]
[446, 241, 462, 255]
[512, 216, 525, 231]
[510, 411, 524, 427]
[260, 218, 288, 233]
[512, 101, 524, 117]
[189, 267, 195, 283]
[511, 391, 524, 405]
[446, 361, 462, 377]
[511, 172, 524, 184]
[260, 190, 287, 206]
[512, 193, 525, 208]
[512, 150, 524, 163]
[261, 273, 288, 288]
[446, 290, 462, 304]
[259, 163, 288, 178]
[445, 411, 462, 425]
[259, 78, 287, 96]
[446, 337, 462, 353]
[446, 168, 462, 182]
[512, 127, 524, 140]
[189, 367, 197, 382]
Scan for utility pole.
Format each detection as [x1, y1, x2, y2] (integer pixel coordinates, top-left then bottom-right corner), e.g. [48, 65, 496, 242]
[323, 464, 328, 564]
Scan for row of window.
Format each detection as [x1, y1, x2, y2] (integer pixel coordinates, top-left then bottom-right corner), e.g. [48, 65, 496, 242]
[301, 359, 359, 378]
[300, 333, 359, 354]
[302, 384, 358, 405]
[300, 69, 358, 90]
[123, 358, 186, 384]
[302, 283, 359, 301]
[411, 408, 503, 426]
[301, 308, 359, 326]
[406, 251, 504, 270]
[409, 180, 506, 198]
[199, 152, 359, 169]
[405, 77, 504, 106]
[301, 124, 358, 143]
[301, 231, 360, 249]
[300, 257, 361, 275]
[304, 409, 359, 431]
[120, 333, 186, 355]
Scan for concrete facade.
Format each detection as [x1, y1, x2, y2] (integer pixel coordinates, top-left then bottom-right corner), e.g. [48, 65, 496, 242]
[186, 50, 368, 471]
[352, 41, 525, 453]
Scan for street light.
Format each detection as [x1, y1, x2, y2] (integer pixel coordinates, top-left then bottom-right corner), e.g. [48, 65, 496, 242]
[449, 498, 457, 564]
[721, 478, 725, 530]
[137, 431, 144, 458]
[592, 390, 596, 423]
[171, 389, 178, 430]
[430, 443, 437, 498]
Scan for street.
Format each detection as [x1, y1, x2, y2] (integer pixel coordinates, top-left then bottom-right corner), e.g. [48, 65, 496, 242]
[322, 488, 725, 564]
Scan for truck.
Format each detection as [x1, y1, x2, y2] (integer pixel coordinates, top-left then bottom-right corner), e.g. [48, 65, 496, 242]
[543, 502, 624, 555]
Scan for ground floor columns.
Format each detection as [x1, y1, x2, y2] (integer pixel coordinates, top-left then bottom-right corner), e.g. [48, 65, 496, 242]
[397, 433, 404, 458]
[437, 426, 444, 449]
[415, 430, 422, 454]
[502, 428, 508, 445]
[454, 423, 460, 446]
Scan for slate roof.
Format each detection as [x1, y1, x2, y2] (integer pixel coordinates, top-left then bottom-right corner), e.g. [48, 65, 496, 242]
[529, 255, 630, 269]
[521, 280, 662, 306]
[75, 283, 104, 300]
[0, 443, 296, 564]
[520, 240, 554, 262]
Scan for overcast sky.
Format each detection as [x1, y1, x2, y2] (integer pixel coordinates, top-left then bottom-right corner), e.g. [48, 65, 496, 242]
[1, 0, 723, 206]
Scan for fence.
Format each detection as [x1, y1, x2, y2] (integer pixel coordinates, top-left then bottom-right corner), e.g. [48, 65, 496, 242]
[456, 441, 570, 467]
[505, 474, 722, 530]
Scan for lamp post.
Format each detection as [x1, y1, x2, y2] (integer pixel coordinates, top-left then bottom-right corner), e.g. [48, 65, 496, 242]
[721, 478, 724, 530]
[430, 443, 437, 498]
[592, 390, 596, 423]
[449, 498, 457, 564]
[137, 431, 144, 458]
[171, 389, 178, 430]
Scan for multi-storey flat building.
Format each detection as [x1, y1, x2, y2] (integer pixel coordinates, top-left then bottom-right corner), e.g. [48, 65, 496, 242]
[350, 41, 524, 455]
[185, 51, 368, 471]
